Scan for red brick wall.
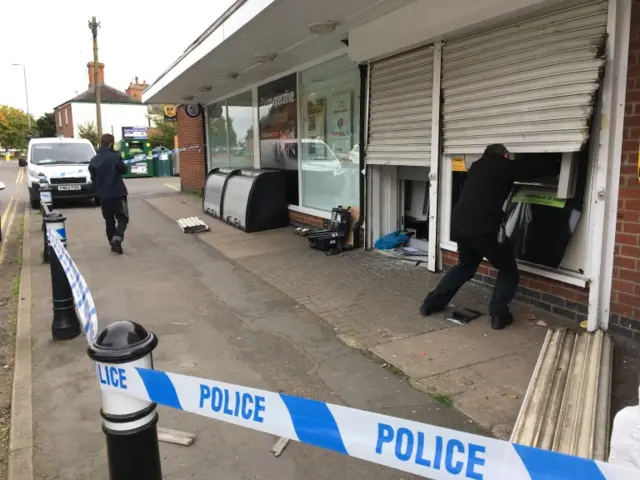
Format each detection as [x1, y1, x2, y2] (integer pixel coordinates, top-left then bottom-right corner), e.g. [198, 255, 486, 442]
[54, 105, 74, 138]
[176, 105, 206, 193]
[441, 251, 590, 324]
[611, 0, 640, 337]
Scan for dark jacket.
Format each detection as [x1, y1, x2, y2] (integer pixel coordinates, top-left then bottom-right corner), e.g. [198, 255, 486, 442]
[451, 152, 559, 238]
[89, 147, 128, 200]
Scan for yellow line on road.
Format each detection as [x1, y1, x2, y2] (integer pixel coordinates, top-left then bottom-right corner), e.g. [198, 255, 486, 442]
[1, 196, 14, 227]
[15, 167, 24, 185]
[0, 199, 18, 265]
[164, 183, 180, 191]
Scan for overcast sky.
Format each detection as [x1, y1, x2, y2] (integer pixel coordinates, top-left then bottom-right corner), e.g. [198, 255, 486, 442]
[0, 0, 235, 117]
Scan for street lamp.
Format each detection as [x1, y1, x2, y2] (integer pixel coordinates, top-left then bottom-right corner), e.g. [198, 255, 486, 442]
[12, 63, 31, 131]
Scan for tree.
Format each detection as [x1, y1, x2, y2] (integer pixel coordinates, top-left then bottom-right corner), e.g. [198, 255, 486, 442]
[208, 116, 238, 148]
[78, 121, 99, 146]
[35, 112, 57, 138]
[149, 116, 177, 149]
[0, 105, 34, 150]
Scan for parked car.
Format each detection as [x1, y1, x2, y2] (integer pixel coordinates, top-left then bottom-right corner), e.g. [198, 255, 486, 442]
[25, 138, 97, 209]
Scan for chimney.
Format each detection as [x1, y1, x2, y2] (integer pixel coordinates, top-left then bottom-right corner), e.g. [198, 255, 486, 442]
[125, 76, 149, 101]
[87, 62, 105, 87]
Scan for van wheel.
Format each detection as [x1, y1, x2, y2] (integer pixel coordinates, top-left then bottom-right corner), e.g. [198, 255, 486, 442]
[30, 198, 40, 210]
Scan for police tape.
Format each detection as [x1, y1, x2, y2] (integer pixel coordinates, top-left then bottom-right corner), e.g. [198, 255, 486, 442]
[95, 362, 639, 480]
[47, 230, 99, 344]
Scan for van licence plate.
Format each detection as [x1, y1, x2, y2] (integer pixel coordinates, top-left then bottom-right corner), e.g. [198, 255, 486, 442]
[58, 185, 81, 191]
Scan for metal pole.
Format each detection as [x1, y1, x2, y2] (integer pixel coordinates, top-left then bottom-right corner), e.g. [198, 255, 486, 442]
[12, 63, 30, 131]
[44, 212, 81, 340]
[89, 16, 103, 137]
[88, 321, 163, 480]
[22, 64, 30, 132]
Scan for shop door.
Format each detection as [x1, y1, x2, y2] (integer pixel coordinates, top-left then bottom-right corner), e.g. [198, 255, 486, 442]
[367, 45, 434, 166]
[441, 1, 607, 155]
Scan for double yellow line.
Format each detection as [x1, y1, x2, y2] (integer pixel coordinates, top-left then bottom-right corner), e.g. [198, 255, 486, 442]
[0, 196, 17, 265]
[15, 168, 25, 185]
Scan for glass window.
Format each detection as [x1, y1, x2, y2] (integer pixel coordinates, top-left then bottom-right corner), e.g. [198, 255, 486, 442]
[207, 91, 256, 171]
[258, 73, 299, 205]
[299, 55, 359, 212]
[206, 102, 228, 170]
[227, 91, 254, 168]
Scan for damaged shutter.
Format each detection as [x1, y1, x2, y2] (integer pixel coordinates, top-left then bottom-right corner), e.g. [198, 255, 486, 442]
[442, 1, 607, 154]
[367, 46, 434, 166]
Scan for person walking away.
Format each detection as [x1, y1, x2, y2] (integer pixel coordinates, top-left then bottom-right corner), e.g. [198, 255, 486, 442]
[420, 144, 559, 330]
[89, 134, 129, 254]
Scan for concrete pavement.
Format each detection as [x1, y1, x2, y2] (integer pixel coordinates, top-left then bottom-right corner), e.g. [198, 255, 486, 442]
[24, 178, 483, 479]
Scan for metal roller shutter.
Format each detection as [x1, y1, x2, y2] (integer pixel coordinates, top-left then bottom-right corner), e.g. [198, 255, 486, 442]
[442, 1, 607, 154]
[367, 46, 434, 166]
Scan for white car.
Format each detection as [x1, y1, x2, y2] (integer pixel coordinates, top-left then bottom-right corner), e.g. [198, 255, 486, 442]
[25, 138, 97, 209]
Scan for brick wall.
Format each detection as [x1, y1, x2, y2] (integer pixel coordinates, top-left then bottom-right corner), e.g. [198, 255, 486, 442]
[54, 105, 74, 138]
[611, 0, 640, 338]
[441, 251, 590, 325]
[176, 105, 206, 193]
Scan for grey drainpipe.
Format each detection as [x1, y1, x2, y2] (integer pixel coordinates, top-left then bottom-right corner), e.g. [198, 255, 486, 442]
[353, 64, 367, 249]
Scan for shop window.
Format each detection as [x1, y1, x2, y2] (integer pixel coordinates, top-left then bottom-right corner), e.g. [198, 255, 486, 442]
[258, 73, 298, 205]
[206, 102, 229, 171]
[207, 91, 256, 172]
[443, 151, 589, 273]
[226, 91, 254, 169]
[299, 56, 360, 212]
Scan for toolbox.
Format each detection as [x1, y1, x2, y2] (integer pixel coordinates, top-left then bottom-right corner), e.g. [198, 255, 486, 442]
[308, 206, 350, 252]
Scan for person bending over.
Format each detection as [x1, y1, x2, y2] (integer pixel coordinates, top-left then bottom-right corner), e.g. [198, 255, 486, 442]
[420, 143, 558, 330]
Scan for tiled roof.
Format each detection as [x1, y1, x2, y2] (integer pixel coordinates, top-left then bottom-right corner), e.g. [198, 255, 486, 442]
[55, 84, 141, 109]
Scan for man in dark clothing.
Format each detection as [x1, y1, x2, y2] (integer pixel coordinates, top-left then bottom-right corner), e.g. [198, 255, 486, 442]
[89, 134, 129, 255]
[421, 144, 559, 330]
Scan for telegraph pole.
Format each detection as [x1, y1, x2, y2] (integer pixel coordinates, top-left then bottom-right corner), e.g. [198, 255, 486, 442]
[88, 16, 103, 137]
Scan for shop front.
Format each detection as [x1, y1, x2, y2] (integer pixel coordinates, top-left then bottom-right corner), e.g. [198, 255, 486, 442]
[350, 0, 631, 332]
[142, 0, 634, 334]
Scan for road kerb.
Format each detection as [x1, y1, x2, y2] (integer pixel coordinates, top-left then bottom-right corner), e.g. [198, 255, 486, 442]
[8, 208, 33, 480]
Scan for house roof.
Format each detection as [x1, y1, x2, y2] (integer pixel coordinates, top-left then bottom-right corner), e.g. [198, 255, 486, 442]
[54, 84, 142, 110]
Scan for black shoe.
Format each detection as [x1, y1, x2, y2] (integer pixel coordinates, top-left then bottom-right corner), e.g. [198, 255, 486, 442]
[491, 312, 513, 330]
[110, 239, 123, 255]
[420, 303, 442, 316]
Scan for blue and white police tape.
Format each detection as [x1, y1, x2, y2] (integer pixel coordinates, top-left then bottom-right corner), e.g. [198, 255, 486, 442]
[95, 362, 639, 480]
[47, 230, 99, 343]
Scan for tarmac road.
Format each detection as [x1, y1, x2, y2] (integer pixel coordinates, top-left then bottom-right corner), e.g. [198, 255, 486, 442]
[22, 176, 486, 480]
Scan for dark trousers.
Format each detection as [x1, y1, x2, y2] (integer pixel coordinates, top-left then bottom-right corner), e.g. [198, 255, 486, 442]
[101, 197, 129, 242]
[423, 234, 519, 317]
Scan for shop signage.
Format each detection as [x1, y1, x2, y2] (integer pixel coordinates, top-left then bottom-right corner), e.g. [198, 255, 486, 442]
[511, 192, 566, 208]
[330, 91, 352, 156]
[637, 141, 640, 184]
[122, 126, 148, 140]
[258, 73, 297, 170]
[163, 105, 177, 122]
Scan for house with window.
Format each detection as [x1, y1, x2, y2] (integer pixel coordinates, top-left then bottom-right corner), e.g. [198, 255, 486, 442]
[53, 62, 148, 143]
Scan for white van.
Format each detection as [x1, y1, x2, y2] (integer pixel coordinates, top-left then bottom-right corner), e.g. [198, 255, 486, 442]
[26, 137, 97, 209]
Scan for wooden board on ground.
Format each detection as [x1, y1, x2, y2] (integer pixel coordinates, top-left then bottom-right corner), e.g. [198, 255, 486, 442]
[345, 206, 360, 247]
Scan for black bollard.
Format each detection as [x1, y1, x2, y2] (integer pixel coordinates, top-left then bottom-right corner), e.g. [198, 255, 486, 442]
[40, 182, 53, 263]
[44, 211, 81, 340]
[88, 321, 163, 480]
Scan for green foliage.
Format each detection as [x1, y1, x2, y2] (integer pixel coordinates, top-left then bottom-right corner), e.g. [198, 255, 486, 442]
[78, 121, 99, 146]
[35, 112, 57, 138]
[149, 116, 177, 149]
[0, 105, 35, 149]
[208, 115, 238, 148]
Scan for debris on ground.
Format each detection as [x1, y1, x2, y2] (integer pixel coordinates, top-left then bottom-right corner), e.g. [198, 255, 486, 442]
[177, 217, 210, 234]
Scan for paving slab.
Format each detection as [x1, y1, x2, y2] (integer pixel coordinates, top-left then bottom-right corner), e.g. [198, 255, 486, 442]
[143, 191, 575, 440]
[27, 183, 484, 480]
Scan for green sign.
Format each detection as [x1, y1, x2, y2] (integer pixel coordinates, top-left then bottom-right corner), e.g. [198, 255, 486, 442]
[511, 192, 566, 208]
